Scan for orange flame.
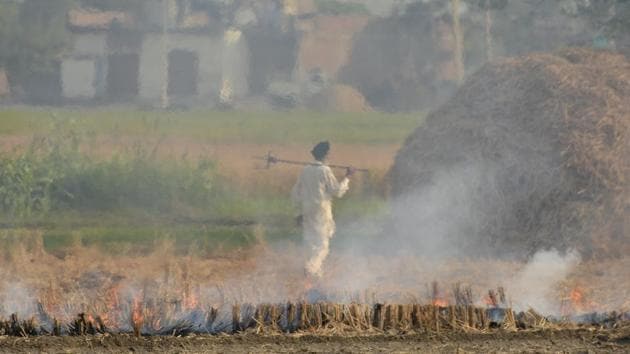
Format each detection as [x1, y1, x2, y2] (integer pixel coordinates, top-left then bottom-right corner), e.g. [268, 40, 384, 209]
[432, 298, 448, 307]
[131, 295, 144, 327]
[570, 288, 583, 304]
[184, 291, 199, 310]
[430, 281, 448, 307]
[562, 286, 599, 315]
[100, 283, 123, 328]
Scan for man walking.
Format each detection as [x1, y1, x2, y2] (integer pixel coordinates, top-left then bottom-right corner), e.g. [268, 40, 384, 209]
[291, 141, 354, 279]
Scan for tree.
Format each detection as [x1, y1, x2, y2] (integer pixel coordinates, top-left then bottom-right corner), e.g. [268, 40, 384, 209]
[339, 1, 462, 111]
[466, 0, 508, 61]
[451, 0, 464, 82]
[574, 0, 630, 55]
[0, 0, 74, 95]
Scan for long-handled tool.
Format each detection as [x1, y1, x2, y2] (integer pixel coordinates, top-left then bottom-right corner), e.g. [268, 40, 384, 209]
[253, 152, 369, 173]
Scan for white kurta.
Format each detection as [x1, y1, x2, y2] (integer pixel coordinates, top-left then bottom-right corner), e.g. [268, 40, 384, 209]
[291, 161, 349, 278]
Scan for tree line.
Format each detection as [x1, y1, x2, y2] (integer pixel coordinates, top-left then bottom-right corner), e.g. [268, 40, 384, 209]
[0, 0, 628, 108]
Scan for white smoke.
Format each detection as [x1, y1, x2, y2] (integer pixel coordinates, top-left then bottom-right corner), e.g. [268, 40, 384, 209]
[387, 162, 489, 257]
[315, 160, 584, 314]
[509, 249, 580, 314]
[0, 281, 38, 318]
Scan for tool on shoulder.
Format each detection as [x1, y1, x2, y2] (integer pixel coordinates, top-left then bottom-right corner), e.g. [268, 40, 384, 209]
[253, 151, 369, 174]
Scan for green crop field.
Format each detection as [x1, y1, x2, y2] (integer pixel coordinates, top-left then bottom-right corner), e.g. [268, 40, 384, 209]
[0, 109, 420, 144]
[0, 109, 422, 254]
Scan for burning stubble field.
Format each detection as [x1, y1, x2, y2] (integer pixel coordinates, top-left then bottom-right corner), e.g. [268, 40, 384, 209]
[0, 239, 629, 352]
[0, 96, 629, 353]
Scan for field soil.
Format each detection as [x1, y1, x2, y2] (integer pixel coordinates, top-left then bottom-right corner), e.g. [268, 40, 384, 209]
[1, 329, 628, 353]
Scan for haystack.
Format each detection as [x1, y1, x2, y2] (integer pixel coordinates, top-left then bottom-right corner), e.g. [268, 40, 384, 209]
[390, 48, 629, 258]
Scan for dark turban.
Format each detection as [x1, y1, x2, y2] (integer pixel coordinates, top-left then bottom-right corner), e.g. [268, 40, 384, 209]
[311, 141, 330, 160]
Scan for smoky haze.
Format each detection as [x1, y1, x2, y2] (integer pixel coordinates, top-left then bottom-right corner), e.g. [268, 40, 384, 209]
[0, 0, 628, 332]
[1, 0, 626, 110]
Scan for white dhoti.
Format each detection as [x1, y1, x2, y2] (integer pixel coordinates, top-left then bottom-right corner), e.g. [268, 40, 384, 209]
[292, 162, 349, 278]
[303, 203, 334, 277]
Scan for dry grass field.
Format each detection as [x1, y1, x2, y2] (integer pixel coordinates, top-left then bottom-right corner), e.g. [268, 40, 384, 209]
[0, 108, 628, 353]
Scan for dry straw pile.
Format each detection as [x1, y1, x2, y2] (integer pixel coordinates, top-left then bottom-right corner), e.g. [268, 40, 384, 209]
[391, 48, 629, 257]
[1, 302, 625, 337]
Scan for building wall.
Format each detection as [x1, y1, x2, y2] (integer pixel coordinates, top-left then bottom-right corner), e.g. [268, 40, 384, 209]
[61, 59, 97, 98]
[296, 16, 369, 81]
[142, 0, 179, 30]
[62, 33, 108, 100]
[72, 33, 108, 57]
[140, 32, 248, 106]
[62, 28, 250, 106]
[221, 29, 250, 102]
[138, 34, 165, 102]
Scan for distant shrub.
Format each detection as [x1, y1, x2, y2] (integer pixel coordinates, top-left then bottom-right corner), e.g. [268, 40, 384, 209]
[0, 120, 218, 218]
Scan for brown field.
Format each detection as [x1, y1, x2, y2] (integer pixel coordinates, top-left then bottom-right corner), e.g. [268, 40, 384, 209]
[0, 107, 628, 353]
[0, 231, 629, 352]
[1, 230, 629, 321]
[1, 329, 629, 353]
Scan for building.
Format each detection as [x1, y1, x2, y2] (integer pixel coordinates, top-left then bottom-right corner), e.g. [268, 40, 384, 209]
[59, 0, 374, 111]
[61, 0, 249, 107]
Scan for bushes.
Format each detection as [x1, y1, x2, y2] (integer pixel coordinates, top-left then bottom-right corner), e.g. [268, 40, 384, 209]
[0, 153, 56, 217]
[0, 122, 218, 219]
[54, 153, 217, 213]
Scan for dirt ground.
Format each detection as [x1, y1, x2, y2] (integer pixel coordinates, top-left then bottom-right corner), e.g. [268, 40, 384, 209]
[0, 328, 628, 353]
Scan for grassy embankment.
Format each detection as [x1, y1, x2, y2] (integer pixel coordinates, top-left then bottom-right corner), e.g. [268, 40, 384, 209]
[0, 109, 422, 253]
